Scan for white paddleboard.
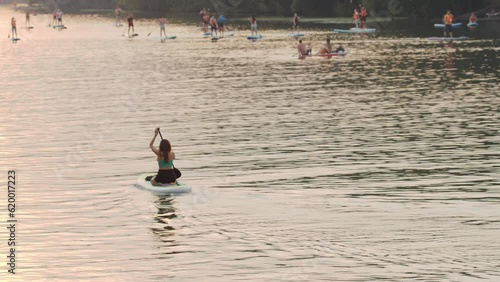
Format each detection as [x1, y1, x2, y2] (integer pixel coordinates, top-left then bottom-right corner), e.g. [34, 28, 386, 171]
[136, 173, 192, 194]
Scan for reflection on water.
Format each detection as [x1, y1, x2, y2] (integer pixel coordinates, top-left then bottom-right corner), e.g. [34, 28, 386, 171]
[0, 7, 499, 281]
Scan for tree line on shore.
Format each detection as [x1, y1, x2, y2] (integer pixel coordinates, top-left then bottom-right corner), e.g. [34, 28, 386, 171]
[28, 0, 500, 19]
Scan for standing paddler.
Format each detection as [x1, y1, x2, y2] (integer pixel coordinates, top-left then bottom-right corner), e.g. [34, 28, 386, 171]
[11, 17, 18, 38]
[292, 13, 300, 33]
[159, 16, 167, 39]
[25, 12, 30, 27]
[115, 6, 122, 27]
[217, 14, 227, 37]
[443, 10, 454, 38]
[210, 14, 218, 38]
[127, 14, 135, 36]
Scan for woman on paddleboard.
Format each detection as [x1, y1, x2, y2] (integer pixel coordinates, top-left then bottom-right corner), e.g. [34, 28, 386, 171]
[127, 14, 135, 35]
[52, 9, 57, 26]
[11, 18, 17, 38]
[150, 128, 177, 186]
[250, 15, 257, 36]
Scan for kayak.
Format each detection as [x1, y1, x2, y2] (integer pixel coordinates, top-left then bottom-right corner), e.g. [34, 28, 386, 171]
[434, 23, 463, 28]
[333, 28, 376, 34]
[247, 35, 263, 40]
[467, 22, 479, 27]
[428, 36, 469, 41]
[136, 173, 192, 194]
[289, 33, 304, 37]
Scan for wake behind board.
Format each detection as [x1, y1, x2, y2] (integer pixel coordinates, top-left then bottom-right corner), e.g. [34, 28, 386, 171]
[136, 173, 192, 194]
[333, 28, 376, 34]
[434, 23, 463, 28]
[247, 34, 263, 40]
[428, 36, 469, 41]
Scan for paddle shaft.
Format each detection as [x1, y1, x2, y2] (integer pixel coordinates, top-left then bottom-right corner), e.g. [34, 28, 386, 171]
[148, 26, 158, 36]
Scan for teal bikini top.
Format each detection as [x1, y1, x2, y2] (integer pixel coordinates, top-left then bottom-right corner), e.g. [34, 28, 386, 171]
[158, 159, 173, 168]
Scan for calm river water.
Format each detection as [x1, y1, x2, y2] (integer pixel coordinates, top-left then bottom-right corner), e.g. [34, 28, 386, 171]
[0, 8, 499, 281]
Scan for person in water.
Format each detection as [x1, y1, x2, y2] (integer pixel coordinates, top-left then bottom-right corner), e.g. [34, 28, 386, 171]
[469, 12, 477, 23]
[250, 15, 257, 36]
[25, 12, 30, 27]
[115, 6, 122, 26]
[150, 128, 177, 186]
[210, 14, 218, 37]
[11, 17, 17, 38]
[127, 14, 135, 35]
[159, 16, 167, 39]
[217, 14, 227, 37]
[297, 39, 312, 58]
[443, 10, 454, 38]
[292, 13, 300, 32]
[353, 9, 360, 29]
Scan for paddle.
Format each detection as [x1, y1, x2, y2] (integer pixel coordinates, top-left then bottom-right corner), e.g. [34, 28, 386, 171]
[157, 128, 181, 179]
[147, 26, 158, 36]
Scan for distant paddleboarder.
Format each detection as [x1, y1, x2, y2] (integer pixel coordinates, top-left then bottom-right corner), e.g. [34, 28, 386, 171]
[11, 17, 17, 38]
[353, 9, 360, 29]
[56, 9, 63, 26]
[52, 9, 57, 26]
[217, 14, 227, 37]
[202, 11, 210, 32]
[25, 12, 30, 27]
[250, 15, 257, 36]
[443, 10, 454, 38]
[292, 13, 300, 32]
[159, 16, 167, 39]
[115, 6, 122, 26]
[127, 14, 135, 36]
[210, 14, 218, 38]
[360, 6, 368, 28]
